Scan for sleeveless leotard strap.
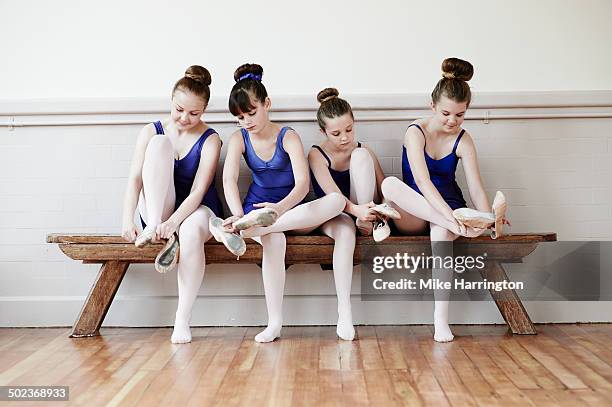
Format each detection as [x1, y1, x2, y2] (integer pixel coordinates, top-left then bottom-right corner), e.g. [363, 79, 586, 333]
[277, 127, 291, 153]
[312, 142, 362, 168]
[153, 121, 164, 135]
[452, 129, 466, 154]
[407, 123, 426, 135]
[197, 128, 217, 149]
[312, 145, 332, 167]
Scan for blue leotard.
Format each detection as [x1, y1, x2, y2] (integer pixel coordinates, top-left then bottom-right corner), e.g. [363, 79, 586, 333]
[310, 142, 361, 199]
[242, 126, 301, 214]
[142, 121, 223, 225]
[401, 123, 467, 210]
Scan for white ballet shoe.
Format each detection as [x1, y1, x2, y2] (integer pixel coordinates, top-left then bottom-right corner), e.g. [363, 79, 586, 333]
[232, 207, 279, 231]
[135, 224, 157, 248]
[371, 203, 401, 220]
[373, 218, 391, 242]
[154, 232, 179, 273]
[209, 217, 246, 257]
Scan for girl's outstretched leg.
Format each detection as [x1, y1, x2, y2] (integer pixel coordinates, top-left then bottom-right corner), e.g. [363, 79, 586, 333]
[241, 192, 346, 238]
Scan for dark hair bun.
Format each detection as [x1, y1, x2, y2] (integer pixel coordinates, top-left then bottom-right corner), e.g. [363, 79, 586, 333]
[441, 58, 473, 81]
[317, 88, 340, 104]
[234, 63, 264, 82]
[184, 65, 211, 86]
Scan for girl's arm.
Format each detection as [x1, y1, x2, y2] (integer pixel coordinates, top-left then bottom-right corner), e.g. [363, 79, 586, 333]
[264, 129, 309, 215]
[456, 132, 490, 212]
[308, 147, 343, 196]
[222, 130, 246, 218]
[157, 133, 222, 239]
[308, 148, 375, 221]
[404, 126, 456, 223]
[121, 124, 155, 242]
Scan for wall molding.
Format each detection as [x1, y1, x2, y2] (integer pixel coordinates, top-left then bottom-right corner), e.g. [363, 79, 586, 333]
[1, 91, 612, 127]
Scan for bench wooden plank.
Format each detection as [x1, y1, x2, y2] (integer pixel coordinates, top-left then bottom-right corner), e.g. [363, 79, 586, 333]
[46, 233, 557, 244]
[57, 242, 539, 264]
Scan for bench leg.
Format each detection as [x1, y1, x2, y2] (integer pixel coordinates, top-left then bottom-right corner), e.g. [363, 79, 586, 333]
[479, 261, 537, 335]
[70, 261, 129, 338]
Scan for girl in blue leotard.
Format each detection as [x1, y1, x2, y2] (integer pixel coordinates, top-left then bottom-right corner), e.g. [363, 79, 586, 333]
[212, 64, 348, 342]
[381, 58, 509, 343]
[310, 88, 400, 242]
[121, 65, 223, 344]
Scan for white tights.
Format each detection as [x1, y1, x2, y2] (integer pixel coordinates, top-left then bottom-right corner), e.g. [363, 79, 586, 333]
[139, 134, 213, 344]
[381, 176, 486, 342]
[244, 148, 377, 342]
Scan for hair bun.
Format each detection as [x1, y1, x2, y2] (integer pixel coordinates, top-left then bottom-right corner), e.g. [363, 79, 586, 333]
[441, 58, 473, 81]
[234, 63, 264, 82]
[184, 65, 212, 86]
[317, 88, 340, 104]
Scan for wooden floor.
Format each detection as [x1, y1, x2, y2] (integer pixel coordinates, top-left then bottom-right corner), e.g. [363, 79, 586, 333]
[0, 325, 611, 406]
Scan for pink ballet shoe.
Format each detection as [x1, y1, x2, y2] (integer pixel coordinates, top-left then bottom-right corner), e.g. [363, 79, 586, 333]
[491, 191, 507, 239]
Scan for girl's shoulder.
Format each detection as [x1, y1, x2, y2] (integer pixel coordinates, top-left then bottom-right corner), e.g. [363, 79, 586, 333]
[280, 125, 300, 140]
[454, 129, 474, 157]
[404, 120, 427, 146]
[229, 128, 246, 143]
[280, 127, 303, 150]
[407, 118, 427, 132]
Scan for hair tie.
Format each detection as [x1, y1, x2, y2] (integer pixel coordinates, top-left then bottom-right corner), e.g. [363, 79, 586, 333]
[442, 72, 456, 79]
[238, 73, 262, 82]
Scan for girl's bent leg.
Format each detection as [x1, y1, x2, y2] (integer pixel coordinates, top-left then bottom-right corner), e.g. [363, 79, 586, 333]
[349, 147, 377, 234]
[138, 135, 176, 227]
[382, 176, 486, 237]
[320, 214, 357, 340]
[171, 206, 213, 344]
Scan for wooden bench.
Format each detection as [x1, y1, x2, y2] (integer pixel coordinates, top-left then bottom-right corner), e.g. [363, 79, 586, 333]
[47, 233, 557, 338]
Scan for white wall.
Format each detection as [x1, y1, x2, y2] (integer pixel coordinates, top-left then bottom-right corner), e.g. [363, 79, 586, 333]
[1, 92, 612, 327]
[1, 1, 611, 327]
[1, 0, 611, 100]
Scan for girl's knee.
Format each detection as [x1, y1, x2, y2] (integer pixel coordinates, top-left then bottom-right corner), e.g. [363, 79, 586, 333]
[381, 176, 401, 197]
[145, 134, 173, 159]
[179, 218, 209, 244]
[324, 192, 346, 212]
[324, 214, 356, 241]
[430, 225, 457, 242]
[262, 232, 286, 247]
[335, 224, 356, 244]
[350, 147, 371, 163]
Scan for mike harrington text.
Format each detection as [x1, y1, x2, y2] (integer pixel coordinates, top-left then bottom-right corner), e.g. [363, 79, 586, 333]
[372, 278, 524, 292]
